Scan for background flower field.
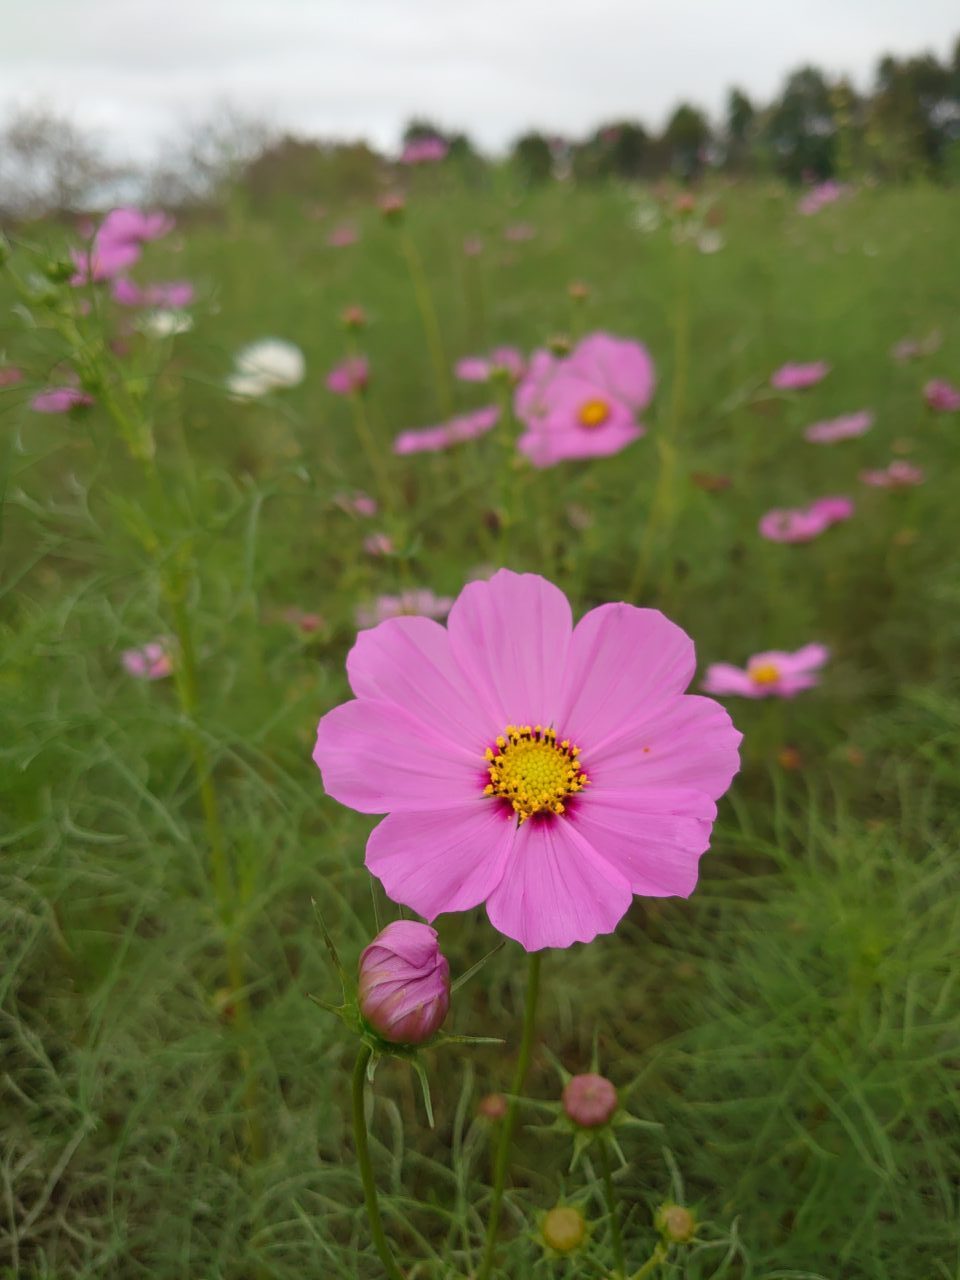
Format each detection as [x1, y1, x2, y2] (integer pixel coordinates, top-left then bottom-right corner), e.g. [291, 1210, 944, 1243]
[2, 175, 959, 1278]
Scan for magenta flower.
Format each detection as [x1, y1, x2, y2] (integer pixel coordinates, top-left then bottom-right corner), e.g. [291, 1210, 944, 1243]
[797, 181, 846, 216]
[334, 490, 378, 518]
[98, 207, 174, 246]
[314, 571, 741, 952]
[112, 278, 195, 308]
[759, 496, 853, 542]
[515, 332, 655, 468]
[70, 240, 142, 285]
[122, 640, 173, 680]
[504, 222, 536, 242]
[363, 532, 394, 557]
[30, 387, 94, 413]
[860, 460, 925, 488]
[0, 365, 23, 388]
[393, 405, 499, 455]
[400, 136, 448, 165]
[703, 644, 829, 699]
[357, 921, 450, 1044]
[804, 409, 874, 444]
[355, 589, 454, 630]
[326, 356, 369, 396]
[923, 378, 960, 413]
[455, 347, 525, 383]
[770, 361, 831, 391]
[562, 1074, 618, 1128]
[327, 223, 359, 248]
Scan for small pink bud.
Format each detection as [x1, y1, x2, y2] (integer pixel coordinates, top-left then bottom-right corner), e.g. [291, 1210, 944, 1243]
[561, 1073, 618, 1128]
[656, 1203, 696, 1243]
[341, 304, 367, 331]
[358, 921, 450, 1045]
[478, 1092, 508, 1120]
[379, 192, 406, 223]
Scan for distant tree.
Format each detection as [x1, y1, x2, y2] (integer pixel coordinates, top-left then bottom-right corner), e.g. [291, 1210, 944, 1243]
[239, 135, 383, 207]
[764, 67, 837, 181]
[660, 103, 711, 179]
[511, 131, 555, 184]
[146, 106, 278, 208]
[0, 105, 117, 220]
[867, 52, 957, 179]
[725, 88, 756, 170]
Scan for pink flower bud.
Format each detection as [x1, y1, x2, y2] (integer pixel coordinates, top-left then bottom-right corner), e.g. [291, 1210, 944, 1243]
[358, 921, 450, 1045]
[561, 1073, 618, 1128]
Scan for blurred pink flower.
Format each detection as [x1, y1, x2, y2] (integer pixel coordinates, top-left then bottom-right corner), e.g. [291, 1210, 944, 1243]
[70, 240, 142, 285]
[0, 365, 23, 388]
[363, 532, 394, 557]
[804, 409, 874, 444]
[890, 331, 941, 362]
[860, 460, 925, 488]
[112, 278, 195, 308]
[924, 378, 960, 412]
[393, 405, 499, 455]
[122, 640, 173, 680]
[327, 223, 359, 248]
[99, 207, 175, 246]
[463, 236, 484, 257]
[282, 607, 325, 634]
[455, 347, 525, 383]
[400, 136, 448, 165]
[703, 644, 829, 698]
[504, 222, 536, 242]
[334, 490, 378, 517]
[797, 181, 847, 216]
[770, 361, 831, 390]
[515, 332, 655, 468]
[326, 356, 369, 395]
[355, 588, 454, 629]
[30, 387, 94, 413]
[759, 496, 853, 542]
[314, 569, 741, 951]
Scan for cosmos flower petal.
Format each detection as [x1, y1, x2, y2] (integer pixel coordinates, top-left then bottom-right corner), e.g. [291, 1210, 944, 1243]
[313, 699, 479, 813]
[485, 817, 633, 951]
[446, 569, 573, 728]
[568, 332, 655, 410]
[569, 787, 714, 896]
[557, 603, 696, 751]
[366, 803, 516, 919]
[346, 616, 492, 748]
[701, 663, 765, 696]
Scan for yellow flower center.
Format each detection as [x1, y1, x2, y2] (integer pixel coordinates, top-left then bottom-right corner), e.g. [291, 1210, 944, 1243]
[749, 662, 780, 686]
[578, 398, 610, 428]
[484, 725, 588, 822]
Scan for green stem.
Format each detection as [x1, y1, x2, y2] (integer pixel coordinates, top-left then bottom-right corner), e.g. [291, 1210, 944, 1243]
[352, 1046, 406, 1280]
[631, 1243, 667, 1279]
[400, 229, 453, 417]
[349, 387, 395, 515]
[599, 1138, 626, 1278]
[478, 950, 542, 1280]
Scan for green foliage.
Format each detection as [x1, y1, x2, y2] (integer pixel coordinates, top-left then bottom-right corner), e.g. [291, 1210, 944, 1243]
[2, 179, 960, 1278]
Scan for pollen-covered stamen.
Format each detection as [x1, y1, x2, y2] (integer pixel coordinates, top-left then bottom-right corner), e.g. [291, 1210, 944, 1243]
[578, 398, 610, 429]
[483, 724, 589, 822]
[749, 662, 780, 686]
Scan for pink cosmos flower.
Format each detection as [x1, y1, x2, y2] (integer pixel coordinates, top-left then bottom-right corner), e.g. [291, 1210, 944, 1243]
[797, 181, 846, 216]
[326, 356, 369, 396]
[804, 409, 874, 444]
[314, 570, 741, 952]
[334, 490, 378, 518]
[363, 532, 394, 557]
[860, 460, 925, 488]
[890, 331, 941, 362]
[327, 223, 359, 248]
[355, 588, 454, 630]
[702, 644, 829, 699]
[504, 223, 536, 242]
[770, 361, 830, 391]
[98, 207, 174, 246]
[111, 277, 195, 308]
[393, 406, 499, 455]
[515, 332, 655, 468]
[30, 387, 94, 413]
[759, 496, 853, 542]
[70, 240, 142, 285]
[463, 236, 484, 257]
[923, 378, 960, 413]
[122, 640, 173, 680]
[0, 366, 23, 388]
[357, 921, 450, 1044]
[455, 347, 525, 383]
[400, 136, 448, 165]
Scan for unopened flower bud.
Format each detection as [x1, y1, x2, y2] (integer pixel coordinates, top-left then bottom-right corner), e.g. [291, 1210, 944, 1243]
[656, 1203, 696, 1243]
[379, 192, 406, 223]
[43, 258, 75, 284]
[358, 921, 450, 1045]
[561, 1073, 618, 1128]
[542, 1206, 586, 1254]
[567, 280, 590, 301]
[547, 334, 571, 356]
[777, 745, 803, 771]
[341, 304, 367, 331]
[477, 1092, 507, 1120]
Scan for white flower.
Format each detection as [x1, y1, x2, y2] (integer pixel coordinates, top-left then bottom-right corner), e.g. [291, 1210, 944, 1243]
[230, 338, 305, 397]
[140, 309, 193, 338]
[697, 230, 725, 255]
[632, 205, 661, 234]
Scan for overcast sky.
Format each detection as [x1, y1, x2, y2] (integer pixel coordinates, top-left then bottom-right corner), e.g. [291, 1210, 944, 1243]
[2, 0, 958, 162]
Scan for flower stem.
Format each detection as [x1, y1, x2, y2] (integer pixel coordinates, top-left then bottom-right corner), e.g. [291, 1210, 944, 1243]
[478, 950, 542, 1280]
[399, 228, 453, 418]
[349, 386, 396, 514]
[631, 1243, 667, 1279]
[599, 1137, 626, 1278]
[352, 1045, 406, 1280]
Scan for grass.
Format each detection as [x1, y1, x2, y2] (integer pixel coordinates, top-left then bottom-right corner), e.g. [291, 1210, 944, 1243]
[1, 174, 959, 1279]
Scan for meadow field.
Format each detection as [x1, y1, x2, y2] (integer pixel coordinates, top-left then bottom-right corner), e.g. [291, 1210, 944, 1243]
[2, 176, 959, 1279]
